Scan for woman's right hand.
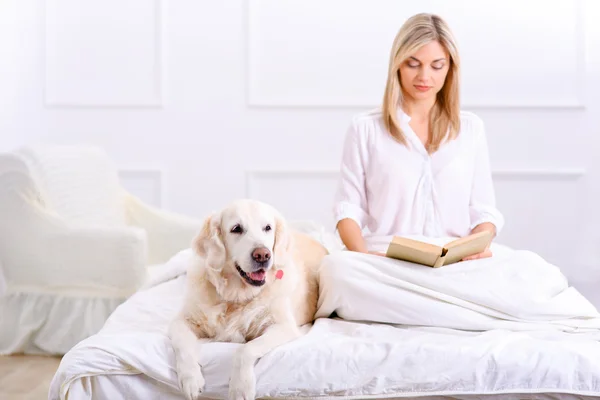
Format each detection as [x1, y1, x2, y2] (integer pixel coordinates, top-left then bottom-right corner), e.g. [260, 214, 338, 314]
[337, 219, 387, 257]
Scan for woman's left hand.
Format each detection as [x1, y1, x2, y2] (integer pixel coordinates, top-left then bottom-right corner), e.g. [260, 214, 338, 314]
[461, 222, 496, 261]
[461, 248, 492, 261]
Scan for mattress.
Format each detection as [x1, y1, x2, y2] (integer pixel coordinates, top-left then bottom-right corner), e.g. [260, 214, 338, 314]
[48, 248, 600, 400]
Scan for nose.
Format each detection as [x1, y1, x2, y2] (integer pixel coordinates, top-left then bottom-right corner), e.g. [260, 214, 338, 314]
[416, 68, 429, 81]
[252, 247, 271, 263]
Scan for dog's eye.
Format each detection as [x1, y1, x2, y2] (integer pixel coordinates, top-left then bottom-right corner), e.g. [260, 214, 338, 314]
[230, 224, 243, 234]
[264, 224, 272, 232]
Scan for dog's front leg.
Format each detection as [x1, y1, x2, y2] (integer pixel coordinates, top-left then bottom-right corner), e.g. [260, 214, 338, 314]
[228, 322, 300, 400]
[228, 301, 301, 400]
[168, 317, 210, 400]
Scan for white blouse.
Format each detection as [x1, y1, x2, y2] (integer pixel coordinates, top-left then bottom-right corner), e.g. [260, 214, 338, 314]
[333, 107, 505, 250]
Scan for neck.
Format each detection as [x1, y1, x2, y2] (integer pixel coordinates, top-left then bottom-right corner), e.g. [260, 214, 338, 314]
[402, 96, 436, 123]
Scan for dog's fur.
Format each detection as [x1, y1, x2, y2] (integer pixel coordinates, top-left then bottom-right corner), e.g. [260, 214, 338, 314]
[168, 199, 328, 400]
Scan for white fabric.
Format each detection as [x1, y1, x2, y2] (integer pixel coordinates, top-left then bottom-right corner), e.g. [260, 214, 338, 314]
[0, 265, 171, 356]
[123, 192, 204, 266]
[0, 145, 203, 355]
[49, 244, 600, 400]
[333, 108, 505, 249]
[288, 219, 345, 254]
[16, 145, 126, 226]
[0, 293, 124, 356]
[55, 374, 600, 400]
[316, 237, 600, 333]
[0, 151, 149, 295]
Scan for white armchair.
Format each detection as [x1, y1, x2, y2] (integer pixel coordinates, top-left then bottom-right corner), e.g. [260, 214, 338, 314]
[0, 144, 202, 355]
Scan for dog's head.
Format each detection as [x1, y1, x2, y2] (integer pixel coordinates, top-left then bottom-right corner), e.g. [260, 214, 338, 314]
[193, 199, 291, 291]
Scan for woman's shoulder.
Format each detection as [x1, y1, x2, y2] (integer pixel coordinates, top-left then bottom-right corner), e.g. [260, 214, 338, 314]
[457, 110, 487, 144]
[346, 107, 387, 140]
[459, 110, 485, 127]
[459, 110, 486, 133]
[350, 107, 385, 127]
[352, 108, 485, 131]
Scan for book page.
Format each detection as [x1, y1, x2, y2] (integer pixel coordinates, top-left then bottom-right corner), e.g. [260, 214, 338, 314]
[442, 231, 494, 265]
[386, 237, 443, 266]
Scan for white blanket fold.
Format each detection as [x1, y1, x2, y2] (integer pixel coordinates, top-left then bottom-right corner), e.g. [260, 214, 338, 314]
[316, 242, 600, 335]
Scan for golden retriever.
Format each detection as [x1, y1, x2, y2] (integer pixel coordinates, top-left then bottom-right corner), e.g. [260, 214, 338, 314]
[168, 199, 328, 400]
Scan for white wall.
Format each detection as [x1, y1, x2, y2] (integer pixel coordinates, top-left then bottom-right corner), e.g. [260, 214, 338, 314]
[1, 1, 599, 303]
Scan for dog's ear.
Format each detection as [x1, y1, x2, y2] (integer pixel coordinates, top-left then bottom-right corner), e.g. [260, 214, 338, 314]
[193, 212, 226, 268]
[273, 212, 292, 267]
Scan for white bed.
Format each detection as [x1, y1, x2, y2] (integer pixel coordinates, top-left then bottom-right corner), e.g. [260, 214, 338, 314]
[48, 227, 600, 400]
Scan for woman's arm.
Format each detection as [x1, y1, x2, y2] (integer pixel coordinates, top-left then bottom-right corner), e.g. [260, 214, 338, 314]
[337, 218, 368, 253]
[333, 119, 371, 253]
[470, 221, 496, 237]
[462, 117, 503, 261]
[468, 117, 505, 235]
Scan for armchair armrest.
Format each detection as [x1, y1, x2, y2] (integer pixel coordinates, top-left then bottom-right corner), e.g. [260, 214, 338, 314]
[42, 226, 148, 295]
[0, 188, 149, 296]
[123, 192, 202, 265]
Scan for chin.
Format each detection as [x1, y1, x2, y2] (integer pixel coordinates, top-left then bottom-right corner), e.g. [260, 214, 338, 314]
[410, 91, 436, 101]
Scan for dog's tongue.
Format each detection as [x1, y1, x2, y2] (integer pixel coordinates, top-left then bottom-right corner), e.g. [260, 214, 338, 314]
[249, 270, 266, 281]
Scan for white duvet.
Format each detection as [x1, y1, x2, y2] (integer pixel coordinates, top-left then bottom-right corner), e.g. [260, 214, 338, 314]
[49, 239, 600, 400]
[317, 238, 600, 333]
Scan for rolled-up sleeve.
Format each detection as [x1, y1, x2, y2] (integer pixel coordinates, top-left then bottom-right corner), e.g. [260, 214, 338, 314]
[469, 118, 505, 234]
[333, 119, 370, 230]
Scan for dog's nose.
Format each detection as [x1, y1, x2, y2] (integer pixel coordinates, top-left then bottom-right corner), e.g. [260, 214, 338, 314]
[252, 247, 271, 263]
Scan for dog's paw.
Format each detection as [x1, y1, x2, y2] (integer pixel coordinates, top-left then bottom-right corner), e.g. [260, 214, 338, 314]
[228, 366, 256, 400]
[178, 364, 205, 400]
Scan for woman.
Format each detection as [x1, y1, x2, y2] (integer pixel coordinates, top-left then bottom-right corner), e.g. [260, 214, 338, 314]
[333, 12, 504, 260]
[316, 13, 600, 333]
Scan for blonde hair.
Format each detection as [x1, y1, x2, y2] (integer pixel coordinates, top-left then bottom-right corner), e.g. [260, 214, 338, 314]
[382, 13, 461, 153]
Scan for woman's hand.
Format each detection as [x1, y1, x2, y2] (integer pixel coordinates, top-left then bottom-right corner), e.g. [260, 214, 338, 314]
[461, 222, 496, 261]
[367, 251, 387, 257]
[461, 248, 492, 261]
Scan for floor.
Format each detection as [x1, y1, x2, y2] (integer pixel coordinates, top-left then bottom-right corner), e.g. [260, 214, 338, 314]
[0, 355, 62, 400]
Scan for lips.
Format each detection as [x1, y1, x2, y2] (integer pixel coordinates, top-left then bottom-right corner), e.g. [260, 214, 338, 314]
[414, 85, 431, 91]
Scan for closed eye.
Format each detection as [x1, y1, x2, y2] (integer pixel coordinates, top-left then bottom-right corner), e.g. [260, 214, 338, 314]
[408, 63, 444, 70]
[230, 224, 244, 234]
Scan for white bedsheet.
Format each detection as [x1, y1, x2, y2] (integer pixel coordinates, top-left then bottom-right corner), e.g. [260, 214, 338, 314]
[48, 244, 600, 400]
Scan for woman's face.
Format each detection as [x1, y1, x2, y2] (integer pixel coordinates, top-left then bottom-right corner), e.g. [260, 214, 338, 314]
[399, 40, 450, 103]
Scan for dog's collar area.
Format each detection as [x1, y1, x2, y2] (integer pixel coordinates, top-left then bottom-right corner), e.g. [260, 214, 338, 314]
[235, 263, 266, 287]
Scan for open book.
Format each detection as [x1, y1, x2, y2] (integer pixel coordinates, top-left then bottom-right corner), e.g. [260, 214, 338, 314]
[385, 230, 494, 268]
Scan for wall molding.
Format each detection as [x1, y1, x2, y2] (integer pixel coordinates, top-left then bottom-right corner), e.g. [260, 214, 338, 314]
[246, 167, 587, 195]
[118, 167, 165, 208]
[245, 169, 338, 197]
[492, 168, 586, 181]
[43, 0, 165, 108]
[245, 0, 586, 109]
